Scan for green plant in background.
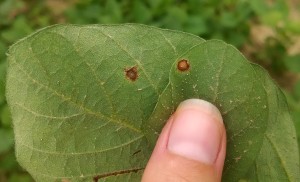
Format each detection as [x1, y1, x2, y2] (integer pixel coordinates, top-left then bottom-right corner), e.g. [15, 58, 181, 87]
[6, 24, 300, 182]
[0, 0, 300, 181]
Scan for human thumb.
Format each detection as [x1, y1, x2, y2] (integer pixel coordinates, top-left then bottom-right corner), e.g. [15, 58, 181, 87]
[142, 99, 226, 182]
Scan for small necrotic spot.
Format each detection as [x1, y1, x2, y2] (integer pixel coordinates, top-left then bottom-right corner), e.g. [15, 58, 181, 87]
[177, 59, 190, 72]
[125, 66, 138, 81]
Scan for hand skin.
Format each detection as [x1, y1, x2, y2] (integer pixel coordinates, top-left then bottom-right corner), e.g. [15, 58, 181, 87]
[142, 99, 226, 182]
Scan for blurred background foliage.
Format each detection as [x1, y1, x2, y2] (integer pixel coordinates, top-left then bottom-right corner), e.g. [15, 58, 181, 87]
[0, 0, 300, 181]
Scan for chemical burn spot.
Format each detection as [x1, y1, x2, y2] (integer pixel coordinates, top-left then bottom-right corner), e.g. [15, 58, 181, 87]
[125, 66, 138, 81]
[177, 59, 190, 72]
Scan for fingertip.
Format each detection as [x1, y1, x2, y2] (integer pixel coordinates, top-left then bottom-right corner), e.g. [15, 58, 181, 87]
[143, 99, 226, 182]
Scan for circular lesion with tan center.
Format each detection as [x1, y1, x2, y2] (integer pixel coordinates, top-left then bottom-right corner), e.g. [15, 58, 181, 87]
[125, 66, 138, 81]
[177, 59, 190, 72]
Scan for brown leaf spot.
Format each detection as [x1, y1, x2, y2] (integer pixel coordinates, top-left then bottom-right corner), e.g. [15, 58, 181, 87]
[177, 59, 190, 72]
[125, 66, 138, 81]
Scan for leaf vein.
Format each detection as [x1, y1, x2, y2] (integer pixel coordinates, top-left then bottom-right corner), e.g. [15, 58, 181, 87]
[10, 58, 141, 133]
[98, 28, 159, 94]
[14, 103, 83, 119]
[265, 134, 293, 181]
[213, 46, 227, 102]
[17, 135, 144, 155]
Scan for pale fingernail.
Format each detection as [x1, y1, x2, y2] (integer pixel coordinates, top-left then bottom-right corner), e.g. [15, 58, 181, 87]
[167, 99, 223, 164]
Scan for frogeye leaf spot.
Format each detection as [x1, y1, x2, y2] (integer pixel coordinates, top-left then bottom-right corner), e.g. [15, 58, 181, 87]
[177, 59, 190, 72]
[125, 66, 138, 81]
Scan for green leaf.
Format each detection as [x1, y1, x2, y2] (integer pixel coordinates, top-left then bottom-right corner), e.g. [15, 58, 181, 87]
[292, 81, 300, 101]
[162, 6, 188, 29]
[8, 173, 33, 182]
[103, 0, 122, 23]
[250, 0, 289, 27]
[0, 128, 13, 153]
[0, 0, 26, 26]
[132, 0, 152, 23]
[0, 40, 7, 60]
[184, 15, 207, 35]
[0, 59, 7, 105]
[0, 16, 32, 43]
[285, 54, 300, 73]
[1, 104, 12, 127]
[0, 150, 19, 171]
[286, 20, 300, 34]
[220, 12, 239, 28]
[242, 64, 300, 182]
[6, 24, 300, 181]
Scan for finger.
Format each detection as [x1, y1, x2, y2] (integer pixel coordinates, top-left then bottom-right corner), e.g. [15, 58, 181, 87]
[142, 99, 226, 182]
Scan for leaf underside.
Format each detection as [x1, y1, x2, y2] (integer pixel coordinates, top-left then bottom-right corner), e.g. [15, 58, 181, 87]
[6, 24, 300, 182]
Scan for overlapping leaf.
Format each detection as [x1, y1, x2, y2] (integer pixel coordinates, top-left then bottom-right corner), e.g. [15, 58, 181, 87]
[6, 24, 299, 181]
